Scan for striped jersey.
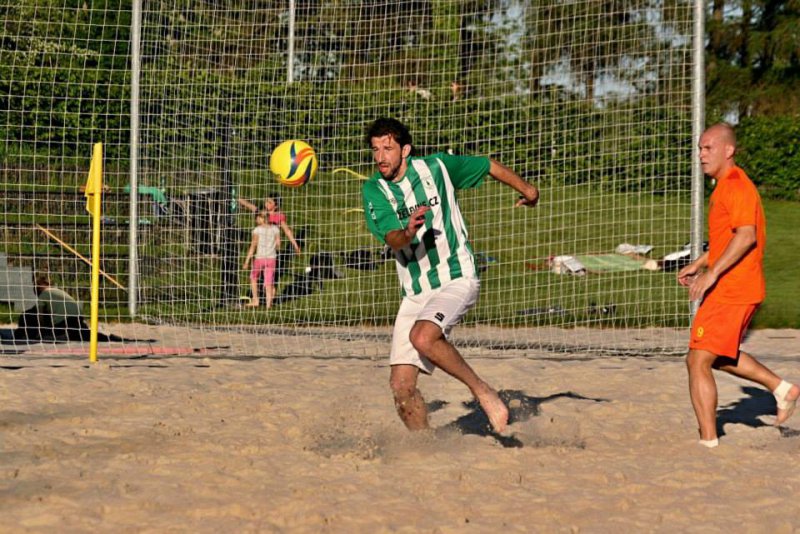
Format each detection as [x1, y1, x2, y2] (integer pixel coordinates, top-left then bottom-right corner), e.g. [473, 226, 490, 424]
[362, 153, 490, 296]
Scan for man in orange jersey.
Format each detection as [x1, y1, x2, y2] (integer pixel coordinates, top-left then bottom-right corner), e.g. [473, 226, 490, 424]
[678, 123, 798, 448]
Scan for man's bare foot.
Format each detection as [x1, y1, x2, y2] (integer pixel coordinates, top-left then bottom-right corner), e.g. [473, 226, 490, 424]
[245, 301, 259, 308]
[775, 382, 799, 426]
[476, 389, 509, 433]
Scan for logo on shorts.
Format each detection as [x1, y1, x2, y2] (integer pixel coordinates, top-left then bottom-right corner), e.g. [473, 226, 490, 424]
[696, 326, 704, 338]
[434, 312, 445, 322]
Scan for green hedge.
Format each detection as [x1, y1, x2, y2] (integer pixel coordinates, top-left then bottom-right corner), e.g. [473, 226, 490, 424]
[2, 50, 798, 200]
[736, 116, 800, 200]
[1, 62, 693, 195]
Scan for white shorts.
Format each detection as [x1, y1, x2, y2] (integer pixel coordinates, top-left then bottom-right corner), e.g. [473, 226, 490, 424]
[390, 277, 480, 374]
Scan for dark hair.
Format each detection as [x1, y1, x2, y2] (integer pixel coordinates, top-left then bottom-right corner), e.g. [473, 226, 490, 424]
[365, 118, 413, 149]
[34, 273, 51, 294]
[265, 193, 282, 210]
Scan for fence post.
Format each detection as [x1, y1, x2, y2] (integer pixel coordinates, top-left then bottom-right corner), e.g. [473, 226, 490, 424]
[690, 0, 706, 316]
[128, 0, 142, 317]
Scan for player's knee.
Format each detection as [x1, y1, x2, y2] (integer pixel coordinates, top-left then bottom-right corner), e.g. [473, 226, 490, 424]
[685, 351, 698, 370]
[686, 350, 714, 371]
[408, 332, 428, 355]
[408, 323, 440, 355]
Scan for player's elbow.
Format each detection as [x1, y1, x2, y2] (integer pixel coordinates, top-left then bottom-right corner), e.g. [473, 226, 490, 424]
[386, 240, 404, 253]
[734, 226, 757, 248]
[384, 231, 406, 252]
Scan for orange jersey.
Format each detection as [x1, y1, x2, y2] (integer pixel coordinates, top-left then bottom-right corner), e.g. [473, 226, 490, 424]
[706, 166, 766, 304]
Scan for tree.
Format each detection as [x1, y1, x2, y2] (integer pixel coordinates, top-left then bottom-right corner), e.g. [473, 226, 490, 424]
[0, 0, 132, 157]
[705, 0, 800, 119]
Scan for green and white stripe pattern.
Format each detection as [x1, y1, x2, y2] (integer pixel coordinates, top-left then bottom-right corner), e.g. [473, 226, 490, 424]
[363, 153, 489, 296]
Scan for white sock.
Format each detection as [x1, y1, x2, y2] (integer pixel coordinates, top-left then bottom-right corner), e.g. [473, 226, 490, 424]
[699, 438, 719, 448]
[773, 380, 793, 409]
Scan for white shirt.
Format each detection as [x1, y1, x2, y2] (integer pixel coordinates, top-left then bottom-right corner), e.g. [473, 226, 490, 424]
[253, 225, 280, 259]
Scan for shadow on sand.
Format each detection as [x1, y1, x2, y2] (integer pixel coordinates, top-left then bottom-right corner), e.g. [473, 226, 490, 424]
[717, 386, 800, 438]
[429, 389, 609, 448]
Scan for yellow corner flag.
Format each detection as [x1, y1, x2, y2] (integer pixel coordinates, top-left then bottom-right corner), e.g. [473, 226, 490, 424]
[85, 142, 103, 217]
[85, 143, 103, 363]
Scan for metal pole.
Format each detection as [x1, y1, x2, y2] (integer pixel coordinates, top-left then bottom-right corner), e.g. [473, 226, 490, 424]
[218, 123, 239, 307]
[129, 0, 142, 316]
[690, 0, 705, 315]
[288, 0, 295, 83]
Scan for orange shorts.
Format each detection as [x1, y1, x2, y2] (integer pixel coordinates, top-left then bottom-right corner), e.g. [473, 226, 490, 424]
[689, 300, 759, 358]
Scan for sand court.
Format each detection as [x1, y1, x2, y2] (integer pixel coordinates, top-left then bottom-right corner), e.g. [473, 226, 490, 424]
[1, 327, 799, 532]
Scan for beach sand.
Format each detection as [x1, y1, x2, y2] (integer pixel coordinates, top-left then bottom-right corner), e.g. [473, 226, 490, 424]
[1, 327, 799, 532]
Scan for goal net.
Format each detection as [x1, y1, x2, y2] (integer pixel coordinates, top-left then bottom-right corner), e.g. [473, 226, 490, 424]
[1, 0, 696, 357]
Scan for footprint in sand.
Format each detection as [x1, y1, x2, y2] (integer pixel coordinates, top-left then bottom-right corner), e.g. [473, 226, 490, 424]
[513, 415, 585, 449]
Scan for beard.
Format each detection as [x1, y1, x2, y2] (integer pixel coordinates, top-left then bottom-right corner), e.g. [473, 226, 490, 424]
[379, 161, 402, 181]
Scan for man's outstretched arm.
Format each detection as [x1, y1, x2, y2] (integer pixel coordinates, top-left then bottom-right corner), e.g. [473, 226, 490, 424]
[488, 160, 539, 207]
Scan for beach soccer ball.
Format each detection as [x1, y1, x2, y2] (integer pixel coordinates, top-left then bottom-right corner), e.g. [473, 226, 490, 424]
[269, 140, 318, 188]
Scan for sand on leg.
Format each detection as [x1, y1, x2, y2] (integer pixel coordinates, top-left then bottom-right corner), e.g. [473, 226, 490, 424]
[389, 364, 429, 430]
[409, 320, 508, 433]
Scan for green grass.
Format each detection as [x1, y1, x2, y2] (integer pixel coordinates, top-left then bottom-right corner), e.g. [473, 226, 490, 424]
[129, 180, 695, 329]
[752, 199, 800, 328]
[2, 179, 797, 330]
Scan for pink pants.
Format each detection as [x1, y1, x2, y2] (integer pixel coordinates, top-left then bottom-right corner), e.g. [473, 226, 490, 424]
[250, 258, 277, 285]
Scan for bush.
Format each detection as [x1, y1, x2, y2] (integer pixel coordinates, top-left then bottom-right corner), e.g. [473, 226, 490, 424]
[736, 116, 800, 200]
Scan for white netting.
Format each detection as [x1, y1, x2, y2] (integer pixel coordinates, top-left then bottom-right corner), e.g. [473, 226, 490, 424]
[1, 1, 696, 356]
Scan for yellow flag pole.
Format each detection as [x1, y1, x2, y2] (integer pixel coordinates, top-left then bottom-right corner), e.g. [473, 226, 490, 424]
[85, 143, 103, 363]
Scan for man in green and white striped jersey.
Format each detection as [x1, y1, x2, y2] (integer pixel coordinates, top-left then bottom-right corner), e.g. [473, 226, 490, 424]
[362, 118, 539, 433]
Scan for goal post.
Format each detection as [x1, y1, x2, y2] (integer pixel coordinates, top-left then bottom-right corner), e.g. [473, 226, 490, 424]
[0, 0, 702, 356]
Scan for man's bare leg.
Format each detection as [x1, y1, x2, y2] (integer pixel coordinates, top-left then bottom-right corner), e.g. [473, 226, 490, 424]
[715, 351, 780, 390]
[716, 351, 800, 424]
[389, 364, 429, 430]
[410, 321, 508, 433]
[686, 349, 719, 441]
